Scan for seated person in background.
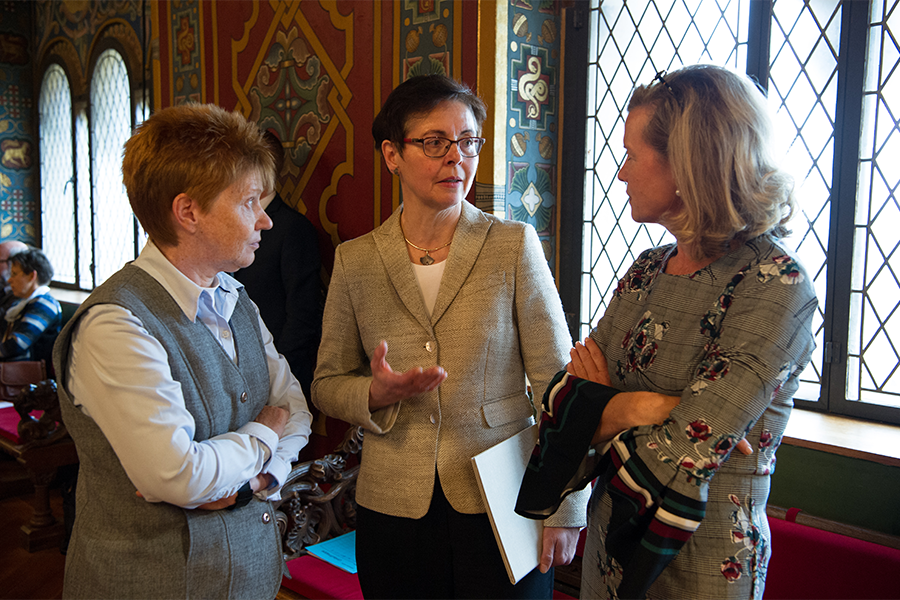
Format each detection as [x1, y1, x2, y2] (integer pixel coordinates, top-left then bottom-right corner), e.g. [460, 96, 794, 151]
[53, 103, 313, 600]
[0, 239, 29, 318]
[0, 247, 61, 364]
[234, 129, 322, 403]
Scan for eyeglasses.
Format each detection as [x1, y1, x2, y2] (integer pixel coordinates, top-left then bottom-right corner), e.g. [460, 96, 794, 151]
[403, 136, 486, 158]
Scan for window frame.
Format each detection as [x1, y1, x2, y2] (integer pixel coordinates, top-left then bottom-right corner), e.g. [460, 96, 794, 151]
[559, 0, 900, 425]
[37, 35, 144, 292]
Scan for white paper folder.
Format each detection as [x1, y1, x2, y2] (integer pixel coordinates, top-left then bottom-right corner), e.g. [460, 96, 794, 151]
[471, 424, 543, 585]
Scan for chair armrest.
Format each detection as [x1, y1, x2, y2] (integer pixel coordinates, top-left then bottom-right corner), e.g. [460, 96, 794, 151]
[275, 426, 364, 560]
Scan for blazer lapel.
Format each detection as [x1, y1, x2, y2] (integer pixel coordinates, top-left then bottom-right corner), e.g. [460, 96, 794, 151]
[430, 201, 491, 324]
[373, 208, 433, 331]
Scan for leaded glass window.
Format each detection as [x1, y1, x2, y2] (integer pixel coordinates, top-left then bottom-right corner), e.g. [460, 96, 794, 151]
[39, 65, 75, 284]
[90, 48, 144, 286]
[568, 0, 900, 423]
[39, 47, 144, 291]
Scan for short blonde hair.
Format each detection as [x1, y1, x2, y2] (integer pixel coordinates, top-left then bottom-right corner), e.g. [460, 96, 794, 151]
[122, 104, 275, 247]
[628, 65, 795, 259]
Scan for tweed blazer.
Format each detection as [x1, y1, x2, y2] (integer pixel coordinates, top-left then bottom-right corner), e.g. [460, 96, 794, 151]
[313, 200, 589, 527]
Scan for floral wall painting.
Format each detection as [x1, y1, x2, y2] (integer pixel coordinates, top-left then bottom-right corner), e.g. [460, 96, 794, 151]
[0, 4, 35, 243]
[248, 27, 332, 176]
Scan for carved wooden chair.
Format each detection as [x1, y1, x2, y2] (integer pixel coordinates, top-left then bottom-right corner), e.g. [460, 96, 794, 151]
[275, 425, 365, 599]
[0, 379, 78, 551]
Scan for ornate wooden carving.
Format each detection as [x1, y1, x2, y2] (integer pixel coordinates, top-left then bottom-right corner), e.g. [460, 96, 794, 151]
[14, 380, 68, 450]
[275, 426, 363, 560]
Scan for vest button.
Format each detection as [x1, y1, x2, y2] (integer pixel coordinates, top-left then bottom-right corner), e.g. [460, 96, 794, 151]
[240, 392, 248, 403]
[425, 341, 434, 352]
[262, 512, 271, 524]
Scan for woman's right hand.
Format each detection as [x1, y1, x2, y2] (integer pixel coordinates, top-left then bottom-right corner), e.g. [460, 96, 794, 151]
[567, 337, 612, 386]
[368, 340, 448, 411]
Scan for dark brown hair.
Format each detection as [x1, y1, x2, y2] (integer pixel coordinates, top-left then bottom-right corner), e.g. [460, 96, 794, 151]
[372, 75, 487, 152]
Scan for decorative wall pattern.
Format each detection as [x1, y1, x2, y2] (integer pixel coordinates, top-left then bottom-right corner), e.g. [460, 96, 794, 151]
[170, 0, 202, 104]
[5, 0, 563, 268]
[0, 3, 35, 242]
[401, 0, 451, 79]
[34, 0, 143, 74]
[506, 0, 561, 270]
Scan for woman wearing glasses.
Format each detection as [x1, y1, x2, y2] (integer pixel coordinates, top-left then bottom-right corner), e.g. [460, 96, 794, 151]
[312, 75, 589, 598]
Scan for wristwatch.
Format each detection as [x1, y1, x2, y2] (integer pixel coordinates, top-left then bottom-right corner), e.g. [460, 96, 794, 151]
[228, 481, 253, 510]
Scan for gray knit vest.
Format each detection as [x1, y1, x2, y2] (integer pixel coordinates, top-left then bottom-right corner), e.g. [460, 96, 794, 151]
[54, 265, 283, 600]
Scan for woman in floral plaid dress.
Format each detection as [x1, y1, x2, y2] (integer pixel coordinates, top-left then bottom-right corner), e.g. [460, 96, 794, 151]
[518, 65, 817, 600]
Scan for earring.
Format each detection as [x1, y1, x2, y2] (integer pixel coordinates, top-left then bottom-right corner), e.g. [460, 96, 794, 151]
[675, 189, 681, 196]
[392, 168, 400, 176]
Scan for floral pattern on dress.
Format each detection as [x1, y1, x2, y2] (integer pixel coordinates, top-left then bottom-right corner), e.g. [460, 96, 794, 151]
[614, 249, 667, 299]
[723, 494, 768, 594]
[700, 270, 747, 340]
[616, 311, 669, 381]
[641, 419, 739, 485]
[758, 255, 805, 285]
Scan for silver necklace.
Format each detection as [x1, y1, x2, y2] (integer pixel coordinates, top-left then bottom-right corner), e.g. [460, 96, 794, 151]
[402, 235, 452, 265]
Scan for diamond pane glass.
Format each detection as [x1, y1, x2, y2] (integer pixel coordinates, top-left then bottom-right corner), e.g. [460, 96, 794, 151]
[768, 0, 841, 402]
[582, 0, 750, 340]
[39, 65, 75, 285]
[76, 108, 91, 287]
[852, 0, 900, 409]
[91, 49, 141, 287]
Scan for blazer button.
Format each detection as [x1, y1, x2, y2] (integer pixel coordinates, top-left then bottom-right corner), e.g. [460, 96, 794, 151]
[262, 512, 271, 524]
[425, 341, 434, 352]
[240, 392, 248, 403]
[430, 414, 436, 424]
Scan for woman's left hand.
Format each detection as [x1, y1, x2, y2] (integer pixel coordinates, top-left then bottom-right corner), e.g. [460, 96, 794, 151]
[567, 337, 611, 386]
[539, 526, 581, 572]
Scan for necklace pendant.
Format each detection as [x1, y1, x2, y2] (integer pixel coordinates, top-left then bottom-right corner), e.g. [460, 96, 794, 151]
[420, 253, 435, 266]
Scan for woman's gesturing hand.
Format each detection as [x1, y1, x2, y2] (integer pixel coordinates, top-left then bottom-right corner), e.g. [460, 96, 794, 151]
[368, 340, 448, 411]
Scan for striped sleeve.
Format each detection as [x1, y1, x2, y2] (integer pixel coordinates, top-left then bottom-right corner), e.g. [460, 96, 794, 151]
[0, 295, 61, 359]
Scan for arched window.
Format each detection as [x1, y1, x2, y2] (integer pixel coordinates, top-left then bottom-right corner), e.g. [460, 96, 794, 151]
[39, 44, 146, 290]
[38, 64, 75, 284]
[90, 48, 144, 285]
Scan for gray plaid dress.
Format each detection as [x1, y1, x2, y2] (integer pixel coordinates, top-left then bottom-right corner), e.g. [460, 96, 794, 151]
[582, 235, 817, 600]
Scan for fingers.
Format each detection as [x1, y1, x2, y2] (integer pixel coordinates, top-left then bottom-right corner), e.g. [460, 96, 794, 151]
[370, 340, 390, 375]
[368, 340, 448, 410]
[568, 337, 611, 386]
[736, 438, 753, 456]
[539, 527, 580, 573]
[539, 532, 554, 573]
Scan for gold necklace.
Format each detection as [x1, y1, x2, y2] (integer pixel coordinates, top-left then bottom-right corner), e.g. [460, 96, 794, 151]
[402, 234, 452, 265]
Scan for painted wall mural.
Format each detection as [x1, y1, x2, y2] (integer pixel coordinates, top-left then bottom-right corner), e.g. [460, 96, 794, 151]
[3, 0, 566, 272]
[154, 0, 479, 270]
[506, 0, 561, 270]
[0, 3, 35, 242]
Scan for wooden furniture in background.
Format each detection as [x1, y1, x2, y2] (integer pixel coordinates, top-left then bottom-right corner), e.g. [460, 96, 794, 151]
[275, 425, 363, 599]
[0, 380, 77, 552]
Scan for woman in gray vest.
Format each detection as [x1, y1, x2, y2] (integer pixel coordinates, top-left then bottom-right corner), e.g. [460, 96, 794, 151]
[54, 104, 313, 599]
